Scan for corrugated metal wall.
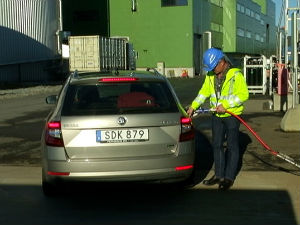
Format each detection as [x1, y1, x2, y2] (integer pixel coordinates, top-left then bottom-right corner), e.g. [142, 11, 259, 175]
[0, 0, 60, 82]
[69, 36, 128, 72]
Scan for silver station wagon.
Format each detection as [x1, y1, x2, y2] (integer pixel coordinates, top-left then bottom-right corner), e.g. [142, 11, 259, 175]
[41, 70, 195, 195]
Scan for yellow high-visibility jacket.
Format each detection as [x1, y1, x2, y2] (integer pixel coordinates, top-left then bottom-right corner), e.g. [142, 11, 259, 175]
[191, 68, 249, 117]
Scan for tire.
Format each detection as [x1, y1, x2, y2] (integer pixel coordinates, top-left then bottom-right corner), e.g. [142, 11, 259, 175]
[42, 169, 58, 196]
[180, 175, 196, 188]
[174, 171, 196, 190]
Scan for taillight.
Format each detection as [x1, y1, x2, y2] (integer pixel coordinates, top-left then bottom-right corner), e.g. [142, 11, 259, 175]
[45, 121, 64, 147]
[179, 117, 194, 142]
[99, 77, 138, 82]
[47, 171, 70, 176]
[175, 165, 194, 171]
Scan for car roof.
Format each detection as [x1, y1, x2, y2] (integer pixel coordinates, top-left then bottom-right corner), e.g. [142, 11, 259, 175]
[69, 70, 166, 85]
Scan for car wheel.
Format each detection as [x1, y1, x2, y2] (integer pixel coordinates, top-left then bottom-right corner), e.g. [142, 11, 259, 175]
[175, 171, 196, 189]
[42, 169, 58, 196]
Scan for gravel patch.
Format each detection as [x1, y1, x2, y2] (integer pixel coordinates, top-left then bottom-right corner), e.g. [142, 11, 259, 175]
[0, 85, 62, 100]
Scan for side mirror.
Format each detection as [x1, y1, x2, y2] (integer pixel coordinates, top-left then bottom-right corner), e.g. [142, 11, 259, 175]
[46, 95, 58, 104]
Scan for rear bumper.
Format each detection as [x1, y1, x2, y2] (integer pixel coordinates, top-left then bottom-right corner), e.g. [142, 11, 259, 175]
[43, 154, 194, 183]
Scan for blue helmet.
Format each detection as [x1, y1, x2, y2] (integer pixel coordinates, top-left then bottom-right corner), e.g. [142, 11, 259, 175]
[203, 48, 224, 71]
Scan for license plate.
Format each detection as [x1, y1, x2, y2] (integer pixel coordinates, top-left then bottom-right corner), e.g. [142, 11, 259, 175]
[96, 129, 149, 143]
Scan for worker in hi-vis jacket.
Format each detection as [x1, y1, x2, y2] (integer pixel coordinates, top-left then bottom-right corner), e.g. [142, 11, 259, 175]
[187, 47, 249, 190]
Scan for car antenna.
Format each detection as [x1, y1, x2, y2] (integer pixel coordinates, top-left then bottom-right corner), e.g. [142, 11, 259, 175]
[72, 70, 79, 79]
[115, 67, 119, 75]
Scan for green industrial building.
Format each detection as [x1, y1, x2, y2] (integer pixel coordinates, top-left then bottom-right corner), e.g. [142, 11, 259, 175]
[62, 0, 276, 77]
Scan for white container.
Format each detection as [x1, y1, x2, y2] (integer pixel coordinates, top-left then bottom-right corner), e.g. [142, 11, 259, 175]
[69, 35, 128, 72]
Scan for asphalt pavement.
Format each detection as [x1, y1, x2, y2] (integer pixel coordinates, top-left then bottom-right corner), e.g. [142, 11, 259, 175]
[0, 165, 298, 225]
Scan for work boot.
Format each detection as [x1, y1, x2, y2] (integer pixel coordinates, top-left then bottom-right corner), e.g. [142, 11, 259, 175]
[203, 175, 221, 186]
[218, 179, 234, 191]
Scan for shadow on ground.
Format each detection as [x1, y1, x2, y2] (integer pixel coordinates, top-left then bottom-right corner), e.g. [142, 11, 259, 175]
[192, 130, 214, 184]
[0, 183, 297, 225]
[192, 124, 253, 185]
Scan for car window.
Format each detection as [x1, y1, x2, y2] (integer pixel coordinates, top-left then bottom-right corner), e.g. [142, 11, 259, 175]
[61, 81, 178, 115]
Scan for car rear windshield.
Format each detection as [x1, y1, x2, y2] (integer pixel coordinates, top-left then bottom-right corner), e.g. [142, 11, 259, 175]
[61, 81, 179, 116]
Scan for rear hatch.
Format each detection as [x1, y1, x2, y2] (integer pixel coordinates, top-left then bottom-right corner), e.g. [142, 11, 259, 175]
[60, 78, 183, 160]
[61, 114, 181, 159]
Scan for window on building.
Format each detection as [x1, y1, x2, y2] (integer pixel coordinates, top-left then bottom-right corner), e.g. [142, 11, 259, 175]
[245, 8, 251, 16]
[255, 34, 260, 41]
[260, 37, 264, 42]
[161, 0, 188, 7]
[255, 13, 260, 21]
[237, 3, 241, 12]
[241, 5, 245, 13]
[237, 28, 244, 37]
[246, 31, 252, 38]
[251, 11, 255, 18]
[260, 20, 265, 25]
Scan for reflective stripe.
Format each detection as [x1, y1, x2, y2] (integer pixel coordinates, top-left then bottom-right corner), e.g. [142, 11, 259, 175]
[210, 95, 218, 107]
[194, 94, 206, 104]
[227, 71, 239, 95]
[234, 96, 242, 105]
[229, 100, 235, 107]
[219, 95, 242, 107]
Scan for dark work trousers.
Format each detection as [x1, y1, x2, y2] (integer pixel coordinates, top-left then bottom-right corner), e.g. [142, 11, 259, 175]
[212, 114, 240, 181]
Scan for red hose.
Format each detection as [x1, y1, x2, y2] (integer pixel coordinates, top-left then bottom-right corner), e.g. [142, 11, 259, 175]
[225, 110, 278, 156]
[226, 110, 300, 169]
[191, 109, 300, 168]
